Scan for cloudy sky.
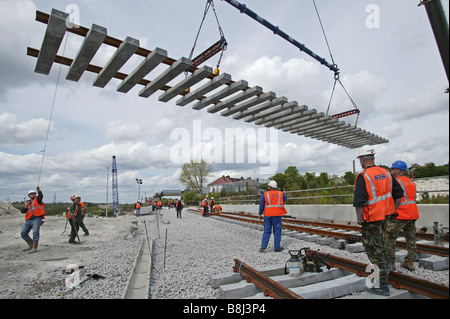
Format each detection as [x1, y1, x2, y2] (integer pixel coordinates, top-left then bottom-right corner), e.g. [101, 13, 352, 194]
[0, 0, 448, 203]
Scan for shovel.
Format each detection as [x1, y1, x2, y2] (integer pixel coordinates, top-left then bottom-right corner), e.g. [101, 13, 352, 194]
[58, 273, 106, 296]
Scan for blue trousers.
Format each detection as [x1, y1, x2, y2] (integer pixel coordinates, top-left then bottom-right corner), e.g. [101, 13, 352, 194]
[261, 216, 282, 250]
[21, 216, 43, 243]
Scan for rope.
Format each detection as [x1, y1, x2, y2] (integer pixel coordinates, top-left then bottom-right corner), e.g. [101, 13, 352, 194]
[313, 0, 359, 126]
[37, 32, 69, 186]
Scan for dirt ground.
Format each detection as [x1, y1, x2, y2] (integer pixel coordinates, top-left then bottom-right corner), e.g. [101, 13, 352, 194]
[0, 203, 138, 299]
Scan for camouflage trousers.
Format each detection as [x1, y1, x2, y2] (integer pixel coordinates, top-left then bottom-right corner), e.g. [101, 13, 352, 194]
[385, 217, 417, 264]
[361, 220, 389, 285]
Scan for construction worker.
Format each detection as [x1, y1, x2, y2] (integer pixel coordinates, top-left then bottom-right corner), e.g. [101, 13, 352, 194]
[202, 195, 209, 217]
[20, 187, 45, 253]
[214, 204, 222, 215]
[385, 161, 420, 271]
[78, 196, 89, 236]
[259, 180, 287, 252]
[209, 197, 215, 214]
[176, 199, 183, 218]
[67, 195, 83, 244]
[157, 200, 162, 210]
[135, 200, 141, 216]
[353, 145, 403, 296]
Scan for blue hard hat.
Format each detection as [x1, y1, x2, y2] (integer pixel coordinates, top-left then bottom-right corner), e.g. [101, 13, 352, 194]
[392, 160, 407, 171]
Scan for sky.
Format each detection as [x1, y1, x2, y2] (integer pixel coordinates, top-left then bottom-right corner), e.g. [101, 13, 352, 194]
[0, 0, 448, 204]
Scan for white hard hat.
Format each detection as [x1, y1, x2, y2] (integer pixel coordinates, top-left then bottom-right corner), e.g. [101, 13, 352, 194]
[268, 180, 278, 189]
[28, 190, 36, 195]
[357, 145, 376, 158]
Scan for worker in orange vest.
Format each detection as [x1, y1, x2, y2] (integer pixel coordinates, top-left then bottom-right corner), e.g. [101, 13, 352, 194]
[353, 146, 403, 296]
[259, 181, 287, 253]
[157, 200, 162, 210]
[135, 201, 141, 216]
[202, 195, 209, 217]
[67, 195, 84, 244]
[20, 187, 45, 253]
[214, 205, 222, 215]
[385, 161, 420, 271]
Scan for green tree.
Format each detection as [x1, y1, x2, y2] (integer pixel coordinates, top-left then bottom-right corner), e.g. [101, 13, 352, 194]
[179, 160, 212, 194]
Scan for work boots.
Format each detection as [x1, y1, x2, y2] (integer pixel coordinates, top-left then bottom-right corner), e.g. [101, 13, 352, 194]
[401, 260, 415, 271]
[29, 242, 38, 254]
[22, 241, 33, 252]
[364, 283, 390, 296]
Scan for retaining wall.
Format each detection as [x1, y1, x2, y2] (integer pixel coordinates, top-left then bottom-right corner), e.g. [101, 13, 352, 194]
[221, 204, 449, 228]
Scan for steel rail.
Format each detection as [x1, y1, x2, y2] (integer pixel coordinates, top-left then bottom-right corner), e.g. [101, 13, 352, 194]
[233, 259, 303, 299]
[192, 209, 449, 257]
[224, 211, 445, 243]
[315, 251, 449, 299]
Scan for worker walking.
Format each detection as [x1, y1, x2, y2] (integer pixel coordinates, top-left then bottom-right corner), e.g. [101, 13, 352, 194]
[385, 161, 420, 271]
[176, 199, 183, 218]
[20, 187, 45, 253]
[353, 146, 403, 296]
[68, 195, 83, 244]
[135, 201, 141, 217]
[259, 181, 287, 252]
[78, 196, 89, 236]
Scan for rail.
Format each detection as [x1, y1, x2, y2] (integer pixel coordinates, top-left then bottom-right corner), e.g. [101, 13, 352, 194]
[190, 209, 449, 257]
[233, 259, 303, 299]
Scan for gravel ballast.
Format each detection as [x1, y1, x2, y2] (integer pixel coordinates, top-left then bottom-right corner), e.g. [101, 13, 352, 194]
[0, 204, 448, 299]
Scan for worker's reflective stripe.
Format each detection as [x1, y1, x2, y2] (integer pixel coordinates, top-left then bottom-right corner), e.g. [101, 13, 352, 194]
[363, 170, 393, 205]
[265, 191, 283, 208]
[397, 179, 417, 206]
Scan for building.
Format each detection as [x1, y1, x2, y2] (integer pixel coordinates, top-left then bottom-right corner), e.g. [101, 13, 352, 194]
[207, 176, 261, 194]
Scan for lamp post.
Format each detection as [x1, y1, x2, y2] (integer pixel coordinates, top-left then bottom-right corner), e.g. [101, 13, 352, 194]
[136, 178, 143, 202]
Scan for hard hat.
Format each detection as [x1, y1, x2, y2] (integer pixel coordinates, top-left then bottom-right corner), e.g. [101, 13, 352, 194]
[268, 180, 278, 189]
[70, 196, 75, 201]
[392, 160, 407, 171]
[28, 190, 36, 196]
[357, 145, 376, 158]
[211, 197, 214, 199]
[74, 195, 81, 199]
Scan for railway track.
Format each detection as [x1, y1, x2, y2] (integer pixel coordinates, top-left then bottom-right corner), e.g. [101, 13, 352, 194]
[224, 252, 449, 299]
[203, 210, 449, 257]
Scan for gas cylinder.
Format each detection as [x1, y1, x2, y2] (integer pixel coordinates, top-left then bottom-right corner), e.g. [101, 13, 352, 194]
[285, 250, 303, 277]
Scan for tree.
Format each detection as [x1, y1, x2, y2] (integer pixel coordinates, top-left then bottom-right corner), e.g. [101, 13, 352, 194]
[179, 160, 212, 195]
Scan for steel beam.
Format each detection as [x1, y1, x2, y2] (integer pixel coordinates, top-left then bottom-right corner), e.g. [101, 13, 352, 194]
[118, 47, 168, 93]
[139, 57, 192, 98]
[207, 86, 263, 114]
[66, 24, 107, 81]
[233, 97, 289, 120]
[192, 80, 248, 110]
[159, 65, 213, 102]
[35, 9, 68, 75]
[220, 91, 276, 117]
[93, 36, 140, 88]
[244, 102, 294, 123]
[176, 73, 232, 106]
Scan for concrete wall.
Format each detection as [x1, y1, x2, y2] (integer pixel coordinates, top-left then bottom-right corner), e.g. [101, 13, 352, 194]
[221, 204, 449, 228]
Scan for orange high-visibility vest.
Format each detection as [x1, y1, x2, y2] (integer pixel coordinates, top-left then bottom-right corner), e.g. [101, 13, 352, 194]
[67, 203, 80, 219]
[202, 199, 208, 207]
[355, 166, 395, 222]
[396, 176, 419, 220]
[135, 202, 141, 209]
[25, 198, 45, 221]
[263, 190, 288, 217]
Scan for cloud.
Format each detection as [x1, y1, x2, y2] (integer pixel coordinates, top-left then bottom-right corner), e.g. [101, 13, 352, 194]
[388, 88, 449, 120]
[0, 113, 52, 147]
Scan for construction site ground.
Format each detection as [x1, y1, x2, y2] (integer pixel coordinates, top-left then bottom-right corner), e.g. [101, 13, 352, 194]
[0, 205, 139, 299]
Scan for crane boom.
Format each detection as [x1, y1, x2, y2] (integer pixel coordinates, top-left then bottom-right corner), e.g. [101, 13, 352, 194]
[222, 0, 339, 75]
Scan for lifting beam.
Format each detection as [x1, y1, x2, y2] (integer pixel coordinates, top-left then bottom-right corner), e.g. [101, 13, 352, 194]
[221, 0, 339, 75]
